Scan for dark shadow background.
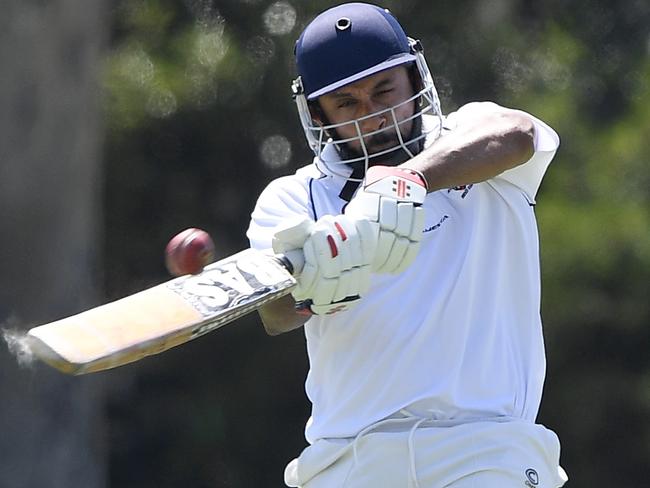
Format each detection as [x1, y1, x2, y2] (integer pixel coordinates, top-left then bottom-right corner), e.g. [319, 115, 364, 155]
[1, 1, 648, 487]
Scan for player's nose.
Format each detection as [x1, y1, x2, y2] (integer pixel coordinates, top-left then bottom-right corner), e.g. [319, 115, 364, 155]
[358, 102, 387, 134]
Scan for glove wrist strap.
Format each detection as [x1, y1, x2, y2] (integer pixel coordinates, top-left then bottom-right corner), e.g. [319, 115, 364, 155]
[404, 167, 429, 192]
[364, 166, 429, 192]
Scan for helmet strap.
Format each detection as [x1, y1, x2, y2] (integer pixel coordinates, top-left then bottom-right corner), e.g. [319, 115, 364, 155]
[338, 163, 366, 202]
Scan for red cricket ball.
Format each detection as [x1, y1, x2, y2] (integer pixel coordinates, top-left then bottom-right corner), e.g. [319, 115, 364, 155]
[165, 228, 215, 276]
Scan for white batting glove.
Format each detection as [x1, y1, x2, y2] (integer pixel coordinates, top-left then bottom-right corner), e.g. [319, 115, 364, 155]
[345, 166, 428, 274]
[272, 215, 376, 316]
[271, 216, 314, 256]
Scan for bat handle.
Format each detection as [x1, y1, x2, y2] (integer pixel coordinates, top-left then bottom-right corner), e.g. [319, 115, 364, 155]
[277, 249, 305, 276]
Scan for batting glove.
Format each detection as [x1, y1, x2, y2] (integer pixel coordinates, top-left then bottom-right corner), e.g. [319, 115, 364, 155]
[272, 215, 376, 316]
[345, 166, 428, 274]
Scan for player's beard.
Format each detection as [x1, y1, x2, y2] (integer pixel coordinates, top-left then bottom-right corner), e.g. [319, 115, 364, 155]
[335, 114, 424, 170]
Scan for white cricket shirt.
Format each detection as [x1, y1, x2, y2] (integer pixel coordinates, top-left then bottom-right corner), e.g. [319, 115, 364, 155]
[247, 105, 559, 444]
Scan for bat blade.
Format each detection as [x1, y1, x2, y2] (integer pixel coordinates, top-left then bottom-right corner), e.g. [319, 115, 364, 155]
[27, 249, 297, 375]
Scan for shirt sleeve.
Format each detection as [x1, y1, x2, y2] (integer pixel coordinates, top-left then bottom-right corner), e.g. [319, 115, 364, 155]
[494, 112, 559, 203]
[247, 175, 312, 251]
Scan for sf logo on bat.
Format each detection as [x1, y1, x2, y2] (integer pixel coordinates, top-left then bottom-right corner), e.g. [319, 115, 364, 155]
[168, 250, 293, 320]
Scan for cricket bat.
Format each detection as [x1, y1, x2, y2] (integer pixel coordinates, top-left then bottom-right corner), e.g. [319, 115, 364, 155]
[26, 248, 303, 375]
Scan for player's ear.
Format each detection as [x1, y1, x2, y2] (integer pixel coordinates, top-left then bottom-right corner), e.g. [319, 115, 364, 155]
[309, 100, 340, 141]
[308, 100, 326, 126]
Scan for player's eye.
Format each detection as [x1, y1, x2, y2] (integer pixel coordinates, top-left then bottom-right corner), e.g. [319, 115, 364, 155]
[337, 99, 356, 109]
[376, 88, 394, 97]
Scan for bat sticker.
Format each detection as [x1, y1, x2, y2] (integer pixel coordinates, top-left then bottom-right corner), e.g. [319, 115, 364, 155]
[166, 250, 295, 336]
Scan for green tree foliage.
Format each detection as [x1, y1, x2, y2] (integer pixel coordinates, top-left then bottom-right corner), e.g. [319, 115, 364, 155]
[103, 1, 649, 486]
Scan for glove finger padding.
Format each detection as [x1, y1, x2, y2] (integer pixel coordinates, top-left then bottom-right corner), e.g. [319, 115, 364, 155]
[394, 202, 414, 237]
[345, 191, 380, 222]
[380, 236, 411, 274]
[378, 197, 398, 231]
[300, 267, 368, 315]
[333, 268, 357, 303]
[272, 216, 314, 254]
[341, 214, 379, 267]
[345, 165, 428, 274]
[303, 214, 370, 278]
[373, 230, 396, 272]
[306, 223, 340, 279]
[396, 243, 421, 275]
[293, 214, 378, 315]
[292, 259, 318, 301]
[326, 216, 359, 273]
[307, 275, 339, 305]
[308, 265, 370, 314]
[307, 215, 352, 278]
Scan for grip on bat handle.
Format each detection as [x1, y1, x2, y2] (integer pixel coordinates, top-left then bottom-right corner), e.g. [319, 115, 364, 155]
[278, 249, 305, 276]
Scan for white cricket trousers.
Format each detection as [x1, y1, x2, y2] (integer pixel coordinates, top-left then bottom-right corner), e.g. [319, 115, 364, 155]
[285, 418, 568, 488]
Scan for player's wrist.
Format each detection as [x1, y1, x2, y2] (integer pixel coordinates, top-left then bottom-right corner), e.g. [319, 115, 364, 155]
[362, 166, 428, 203]
[404, 167, 429, 193]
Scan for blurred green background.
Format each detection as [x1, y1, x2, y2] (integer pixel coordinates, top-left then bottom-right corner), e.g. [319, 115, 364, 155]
[0, 1, 648, 487]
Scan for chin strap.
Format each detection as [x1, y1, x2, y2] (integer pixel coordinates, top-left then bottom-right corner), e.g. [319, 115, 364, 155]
[338, 163, 365, 202]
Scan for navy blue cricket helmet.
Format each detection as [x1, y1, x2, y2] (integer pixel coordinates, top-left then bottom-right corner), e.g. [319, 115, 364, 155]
[291, 3, 442, 180]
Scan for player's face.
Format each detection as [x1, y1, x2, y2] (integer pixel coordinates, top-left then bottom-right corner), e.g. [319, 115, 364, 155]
[316, 66, 416, 159]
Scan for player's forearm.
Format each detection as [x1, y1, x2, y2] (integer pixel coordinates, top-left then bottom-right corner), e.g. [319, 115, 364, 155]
[258, 294, 310, 335]
[402, 109, 535, 192]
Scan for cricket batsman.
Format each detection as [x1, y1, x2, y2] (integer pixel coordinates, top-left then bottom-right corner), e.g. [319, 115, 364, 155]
[247, 3, 568, 487]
